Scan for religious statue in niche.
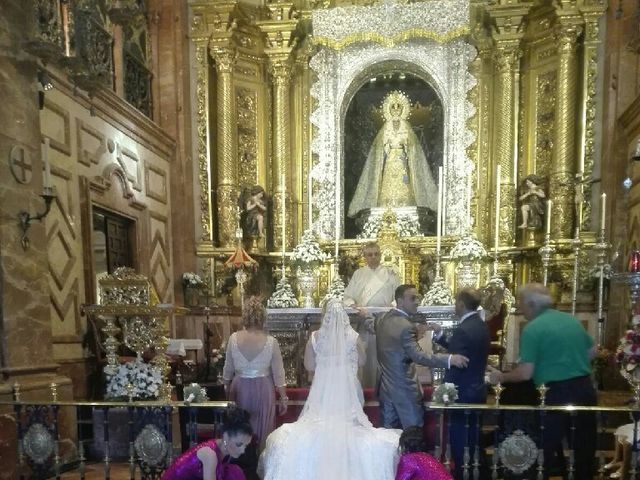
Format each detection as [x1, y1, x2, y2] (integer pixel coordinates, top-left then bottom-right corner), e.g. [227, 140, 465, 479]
[238, 185, 267, 239]
[347, 90, 438, 217]
[518, 174, 546, 230]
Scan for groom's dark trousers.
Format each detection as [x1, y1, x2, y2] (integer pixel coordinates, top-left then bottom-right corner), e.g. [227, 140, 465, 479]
[436, 312, 489, 480]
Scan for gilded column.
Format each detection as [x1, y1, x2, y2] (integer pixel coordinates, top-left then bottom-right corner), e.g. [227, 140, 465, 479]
[268, 59, 293, 250]
[487, 3, 531, 247]
[258, 2, 298, 251]
[492, 45, 521, 247]
[468, 31, 492, 245]
[211, 47, 238, 248]
[577, 8, 605, 231]
[550, 21, 581, 239]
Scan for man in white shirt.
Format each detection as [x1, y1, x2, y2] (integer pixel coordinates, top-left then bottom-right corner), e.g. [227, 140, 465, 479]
[343, 242, 400, 388]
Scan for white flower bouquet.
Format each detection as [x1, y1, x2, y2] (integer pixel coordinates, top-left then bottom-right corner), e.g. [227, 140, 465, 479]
[357, 215, 421, 239]
[105, 359, 162, 400]
[322, 276, 346, 305]
[291, 230, 328, 269]
[268, 276, 300, 308]
[432, 382, 459, 405]
[181, 272, 204, 288]
[450, 233, 487, 262]
[183, 383, 209, 403]
[421, 276, 453, 306]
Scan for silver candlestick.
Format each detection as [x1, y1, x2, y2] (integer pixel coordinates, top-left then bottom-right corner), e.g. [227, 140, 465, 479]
[571, 235, 583, 316]
[538, 232, 555, 287]
[593, 230, 610, 347]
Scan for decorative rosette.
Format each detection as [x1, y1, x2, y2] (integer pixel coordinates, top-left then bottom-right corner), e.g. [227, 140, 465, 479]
[268, 276, 300, 308]
[105, 359, 162, 400]
[432, 382, 459, 405]
[291, 230, 328, 269]
[421, 276, 453, 305]
[450, 233, 488, 262]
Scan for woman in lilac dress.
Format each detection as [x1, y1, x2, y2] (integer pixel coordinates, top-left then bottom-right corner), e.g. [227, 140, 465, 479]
[161, 407, 252, 480]
[222, 297, 287, 448]
[395, 427, 452, 480]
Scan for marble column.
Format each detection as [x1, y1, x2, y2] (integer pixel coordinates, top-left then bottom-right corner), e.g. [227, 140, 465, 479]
[211, 47, 238, 248]
[550, 22, 581, 239]
[269, 59, 293, 250]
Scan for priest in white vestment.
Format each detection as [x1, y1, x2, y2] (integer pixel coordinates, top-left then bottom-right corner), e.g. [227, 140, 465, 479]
[343, 242, 400, 388]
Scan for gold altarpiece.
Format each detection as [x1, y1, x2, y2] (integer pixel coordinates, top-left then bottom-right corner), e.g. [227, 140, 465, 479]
[188, 0, 606, 301]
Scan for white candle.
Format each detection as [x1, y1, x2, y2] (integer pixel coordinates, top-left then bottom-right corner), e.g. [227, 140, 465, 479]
[467, 169, 472, 230]
[494, 165, 501, 254]
[43, 137, 51, 189]
[436, 166, 443, 255]
[545, 199, 552, 236]
[308, 162, 313, 230]
[335, 159, 340, 260]
[281, 173, 286, 258]
[600, 192, 607, 232]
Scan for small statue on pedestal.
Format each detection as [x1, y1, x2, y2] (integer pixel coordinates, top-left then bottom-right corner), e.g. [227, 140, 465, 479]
[517, 174, 546, 230]
[238, 185, 267, 242]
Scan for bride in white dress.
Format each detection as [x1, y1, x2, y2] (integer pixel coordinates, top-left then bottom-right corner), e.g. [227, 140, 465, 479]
[259, 299, 401, 480]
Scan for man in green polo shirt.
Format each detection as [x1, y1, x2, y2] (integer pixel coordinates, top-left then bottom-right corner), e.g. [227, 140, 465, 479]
[489, 283, 597, 479]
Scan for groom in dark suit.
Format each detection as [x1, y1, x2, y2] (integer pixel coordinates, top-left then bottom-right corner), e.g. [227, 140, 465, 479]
[433, 287, 489, 480]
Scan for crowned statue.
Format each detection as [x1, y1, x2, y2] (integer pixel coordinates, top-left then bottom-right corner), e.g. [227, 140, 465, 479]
[347, 90, 439, 218]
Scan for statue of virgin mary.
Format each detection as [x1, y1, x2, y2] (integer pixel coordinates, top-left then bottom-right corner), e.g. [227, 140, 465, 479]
[347, 90, 438, 218]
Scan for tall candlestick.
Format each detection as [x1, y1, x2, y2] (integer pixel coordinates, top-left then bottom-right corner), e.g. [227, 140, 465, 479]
[494, 165, 501, 254]
[600, 192, 607, 232]
[43, 137, 51, 189]
[436, 166, 443, 255]
[281, 173, 286, 259]
[545, 199, 552, 236]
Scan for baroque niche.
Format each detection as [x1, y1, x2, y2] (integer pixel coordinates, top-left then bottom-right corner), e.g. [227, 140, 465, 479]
[309, 0, 477, 240]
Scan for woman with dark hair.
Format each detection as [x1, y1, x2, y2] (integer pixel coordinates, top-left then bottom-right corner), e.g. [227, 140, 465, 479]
[222, 297, 287, 448]
[395, 426, 452, 480]
[161, 407, 252, 480]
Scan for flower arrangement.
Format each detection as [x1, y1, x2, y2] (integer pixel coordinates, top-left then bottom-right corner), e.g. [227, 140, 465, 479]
[616, 329, 640, 383]
[593, 346, 613, 369]
[212, 348, 225, 371]
[449, 233, 487, 262]
[421, 276, 453, 306]
[357, 214, 421, 239]
[268, 276, 300, 308]
[182, 272, 204, 288]
[291, 230, 328, 269]
[105, 359, 162, 400]
[183, 383, 209, 403]
[432, 382, 459, 405]
[322, 276, 346, 305]
[589, 263, 613, 280]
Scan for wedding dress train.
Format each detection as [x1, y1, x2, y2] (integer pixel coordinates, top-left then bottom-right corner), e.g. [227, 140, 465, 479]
[259, 300, 401, 480]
